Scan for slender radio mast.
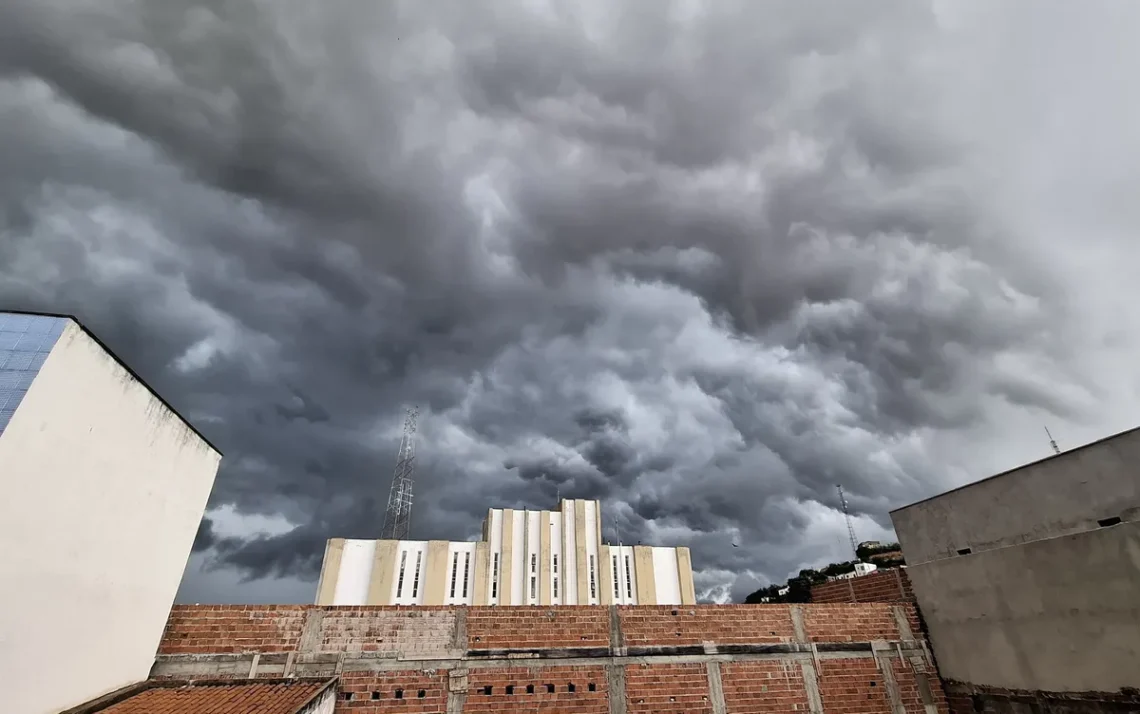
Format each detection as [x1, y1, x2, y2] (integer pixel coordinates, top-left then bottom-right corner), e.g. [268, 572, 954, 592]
[837, 484, 859, 559]
[1045, 426, 1061, 455]
[381, 406, 419, 540]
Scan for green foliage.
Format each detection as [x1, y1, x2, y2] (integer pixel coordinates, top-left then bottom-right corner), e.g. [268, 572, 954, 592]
[742, 561, 858, 604]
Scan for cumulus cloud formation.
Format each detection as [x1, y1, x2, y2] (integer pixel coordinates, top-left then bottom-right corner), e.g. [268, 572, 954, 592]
[3, 0, 1140, 602]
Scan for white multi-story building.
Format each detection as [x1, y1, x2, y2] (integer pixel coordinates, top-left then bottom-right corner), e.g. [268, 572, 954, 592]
[0, 311, 222, 714]
[316, 498, 697, 606]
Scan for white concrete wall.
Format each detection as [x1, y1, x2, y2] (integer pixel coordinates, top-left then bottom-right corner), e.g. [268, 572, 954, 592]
[0, 321, 220, 714]
[652, 547, 682, 605]
[332, 539, 377, 605]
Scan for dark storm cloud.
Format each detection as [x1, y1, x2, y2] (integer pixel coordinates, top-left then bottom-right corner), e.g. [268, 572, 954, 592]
[2, 0, 1132, 603]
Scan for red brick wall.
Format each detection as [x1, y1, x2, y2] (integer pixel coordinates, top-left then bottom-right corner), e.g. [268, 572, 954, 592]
[154, 603, 947, 714]
[721, 661, 810, 714]
[466, 606, 610, 650]
[617, 605, 795, 646]
[802, 603, 905, 643]
[818, 658, 896, 714]
[317, 607, 458, 657]
[337, 671, 447, 713]
[625, 663, 712, 714]
[893, 660, 951, 714]
[156, 603, 921, 654]
[811, 569, 914, 605]
[464, 665, 608, 713]
[158, 605, 306, 654]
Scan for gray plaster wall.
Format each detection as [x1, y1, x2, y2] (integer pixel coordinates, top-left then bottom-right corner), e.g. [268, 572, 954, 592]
[906, 520, 1140, 692]
[892, 427, 1140, 694]
[892, 427, 1140, 565]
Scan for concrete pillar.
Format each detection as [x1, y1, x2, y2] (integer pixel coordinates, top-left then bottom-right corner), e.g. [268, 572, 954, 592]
[705, 662, 727, 714]
[539, 511, 552, 605]
[599, 545, 614, 605]
[501, 509, 515, 605]
[472, 542, 489, 606]
[422, 540, 451, 605]
[575, 500, 589, 604]
[633, 546, 657, 605]
[676, 547, 696, 605]
[314, 539, 344, 605]
[365, 540, 398, 605]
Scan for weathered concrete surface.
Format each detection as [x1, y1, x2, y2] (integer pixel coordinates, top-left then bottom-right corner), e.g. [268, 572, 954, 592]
[0, 320, 221, 714]
[907, 521, 1140, 694]
[892, 427, 1140, 705]
[892, 426, 1140, 565]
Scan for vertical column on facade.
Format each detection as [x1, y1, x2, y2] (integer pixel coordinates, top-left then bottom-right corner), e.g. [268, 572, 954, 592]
[501, 508, 515, 606]
[539, 510, 552, 605]
[575, 499, 590, 604]
[633, 546, 657, 605]
[314, 538, 345, 605]
[422, 540, 450, 605]
[599, 544, 614, 605]
[676, 546, 696, 605]
[472, 541, 489, 605]
[562, 499, 578, 604]
[365, 540, 399, 605]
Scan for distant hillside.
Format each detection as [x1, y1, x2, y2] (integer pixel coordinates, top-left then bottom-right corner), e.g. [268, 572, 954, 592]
[743, 542, 904, 603]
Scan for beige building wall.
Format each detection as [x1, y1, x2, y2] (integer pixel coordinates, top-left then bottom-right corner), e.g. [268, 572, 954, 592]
[316, 498, 696, 607]
[0, 317, 221, 714]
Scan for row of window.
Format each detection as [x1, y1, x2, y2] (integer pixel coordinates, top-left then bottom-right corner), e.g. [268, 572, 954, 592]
[394, 550, 423, 601]
[480, 550, 637, 604]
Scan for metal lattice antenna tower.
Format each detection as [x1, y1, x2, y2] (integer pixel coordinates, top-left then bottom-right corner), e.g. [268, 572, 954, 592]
[1045, 426, 1061, 455]
[381, 406, 419, 540]
[837, 484, 859, 559]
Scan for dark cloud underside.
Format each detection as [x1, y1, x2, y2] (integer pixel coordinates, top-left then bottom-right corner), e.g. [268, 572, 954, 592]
[3, 0, 1140, 602]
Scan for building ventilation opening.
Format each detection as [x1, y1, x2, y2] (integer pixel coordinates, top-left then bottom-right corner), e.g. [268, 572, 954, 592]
[342, 692, 353, 701]
[394, 689, 403, 700]
[483, 686, 493, 696]
[588, 683, 597, 692]
[1098, 516, 1122, 527]
[371, 691, 381, 700]
[567, 683, 576, 693]
[418, 690, 426, 698]
[505, 686, 514, 695]
[526, 685, 535, 694]
[545, 684, 555, 693]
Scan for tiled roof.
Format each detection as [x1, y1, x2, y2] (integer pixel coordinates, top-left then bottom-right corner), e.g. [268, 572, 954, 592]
[96, 680, 333, 714]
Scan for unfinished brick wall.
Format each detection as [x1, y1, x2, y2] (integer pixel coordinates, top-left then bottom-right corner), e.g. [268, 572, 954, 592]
[464, 665, 609, 713]
[801, 603, 910, 643]
[625, 663, 712, 714]
[617, 604, 795, 647]
[152, 604, 947, 714]
[811, 569, 914, 605]
[315, 607, 460, 658]
[158, 605, 306, 654]
[337, 671, 447, 713]
[466, 606, 610, 651]
[721, 660, 810, 714]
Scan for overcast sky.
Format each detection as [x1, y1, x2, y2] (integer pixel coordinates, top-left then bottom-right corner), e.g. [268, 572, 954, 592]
[3, 1, 1139, 604]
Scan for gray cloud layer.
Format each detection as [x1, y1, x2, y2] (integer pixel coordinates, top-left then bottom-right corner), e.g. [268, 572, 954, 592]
[4, 0, 1140, 603]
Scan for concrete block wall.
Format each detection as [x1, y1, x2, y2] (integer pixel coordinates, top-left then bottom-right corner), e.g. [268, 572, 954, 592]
[810, 569, 915, 605]
[153, 604, 950, 714]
